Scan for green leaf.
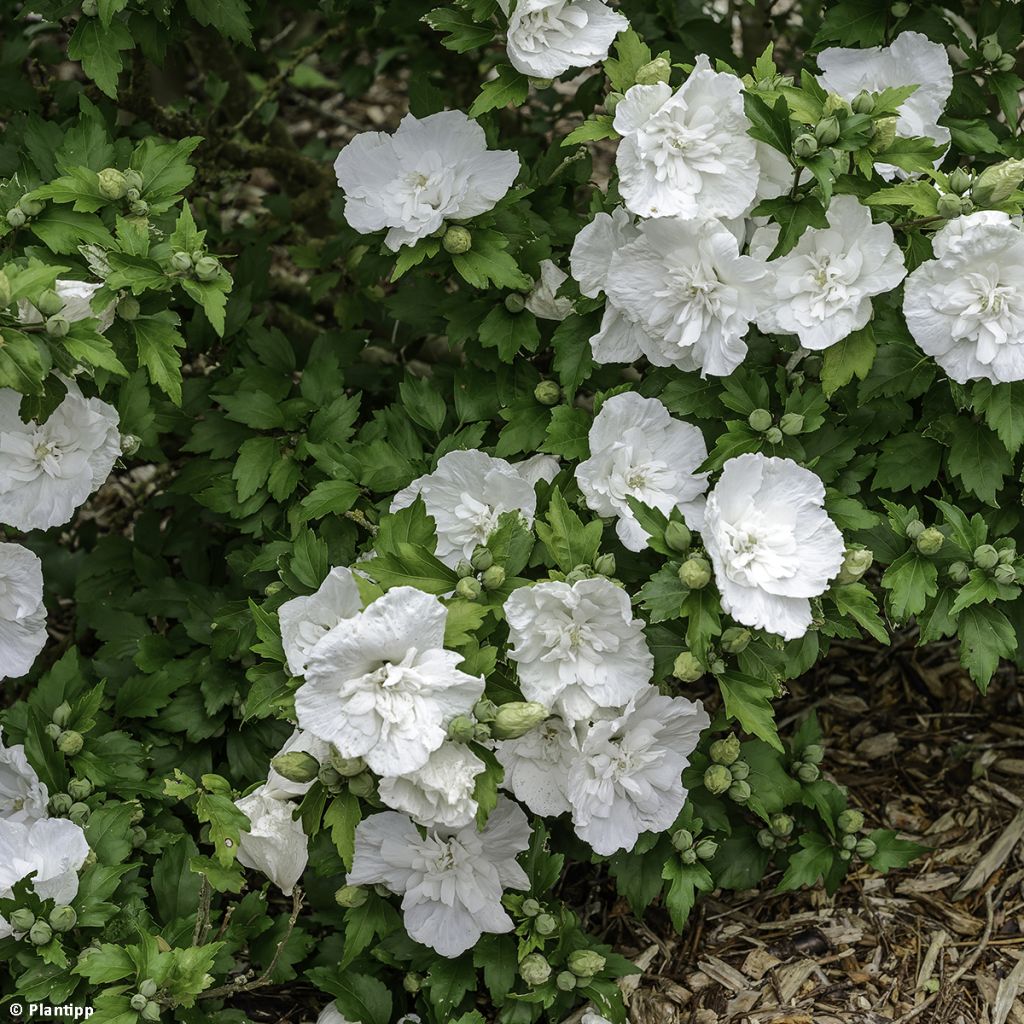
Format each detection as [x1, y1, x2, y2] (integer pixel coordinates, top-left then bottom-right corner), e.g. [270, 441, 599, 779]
[752, 195, 828, 256]
[830, 583, 888, 644]
[30, 207, 116, 254]
[365, 542, 459, 594]
[469, 65, 529, 117]
[776, 833, 836, 892]
[233, 437, 278, 502]
[196, 791, 250, 866]
[636, 564, 688, 623]
[67, 19, 133, 98]
[423, 7, 494, 51]
[717, 671, 782, 752]
[958, 604, 1016, 691]
[661, 858, 713, 931]
[300, 480, 361, 521]
[947, 418, 1011, 506]
[603, 28, 651, 92]
[184, 0, 253, 45]
[324, 792, 361, 870]
[479, 305, 541, 362]
[821, 325, 876, 396]
[866, 829, 927, 872]
[0, 328, 48, 394]
[551, 313, 595, 395]
[881, 550, 938, 621]
[562, 115, 618, 146]
[134, 317, 186, 404]
[451, 232, 531, 291]
[535, 489, 602, 572]
[541, 405, 590, 460]
[971, 380, 1024, 456]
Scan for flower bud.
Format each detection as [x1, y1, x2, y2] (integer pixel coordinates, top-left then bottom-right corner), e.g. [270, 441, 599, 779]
[855, 837, 878, 859]
[52, 701, 73, 728]
[520, 953, 552, 987]
[635, 56, 672, 86]
[709, 734, 741, 766]
[18, 195, 43, 217]
[9, 908, 35, 932]
[946, 561, 969, 585]
[29, 920, 53, 945]
[779, 412, 804, 436]
[728, 779, 751, 803]
[974, 544, 1000, 569]
[671, 828, 693, 852]
[474, 697, 499, 722]
[50, 792, 73, 816]
[556, 971, 577, 991]
[890, 0, 909, 15]
[720, 626, 751, 654]
[982, 39, 1003, 63]
[81, 0, 98, 13]
[673, 651, 703, 682]
[492, 701, 549, 740]
[447, 715, 476, 743]
[997, 52, 1017, 72]
[442, 226, 473, 255]
[678, 556, 711, 589]
[272, 751, 321, 784]
[802, 743, 825, 765]
[504, 292, 526, 313]
[403, 973, 423, 994]
[914, 527, 944, 556]
[481, 564, 506, 590]
[455, 576, 482, 600]
[46, 314, 70, 339]
[935, 192, 963, 219]
[471, 546, 493, 571]
[905, 519, 925, 540]
[455, 558, 475, 579]
[131, 825, 147, 848]
[347, 772, 376, 799]
[994, 563, 1018, 585]
[729, 759, 749, 780]
[130, 199, 149, 218]
[140, 1002, 161, 1022]
[748, 408, 773, 432]
[329, 752, 366, 777]
[522, 897, 541, 917]
[318, 765, 341, 789]
[694, 838, 718, 860]
[530, 77, 554, 89]
[136, 980, 157, 1000]
[534, 912, 557, 935]
[118, 295, 141, 320]
[757, 828, 775, 849]
[122, 167, 142, 191]
[837, 808, 864, 833]
[680, 847, 697, 864]
[836, 545, 873, 584]
[593, 553, 616, 576]
[793, 133, 818, 159]
[194, 256, 220, 281]
[564, 567, 590, 584]
[170, 251, 193, 273]
[703, 763, 733, 795]
[769, 813, 794, 837]
[6, 204, 28, 228]
[120, 434, 138, 457]
[45, 723, 63, 742]
[604, 91, 623, 113]
[569, 949, 606, 977]
[68, 777, 93, 801]
[814, 116, 841, 146]
[69, 801, 90, 825]
[764, 426, 783, 445]
[97, 168, 128, 200]
[795, 762, 820, 783]
[57, 730, 83, 756]
[664, 520, 692, 553]
[960, 197, 975, 215]
[534, 380, 561, 406]
[335, 884, 369, 908]
[474, 723, 492, 742]
[126, 187, 142, 203]
[948, 167, 972, 195]
[972, 159, 1024, 206]
[131, 995, 149, 1012]
[851, 90, 875, 114]
[49, 905, 77, 932]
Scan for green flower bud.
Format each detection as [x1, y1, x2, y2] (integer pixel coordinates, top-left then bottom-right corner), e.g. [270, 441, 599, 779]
[671, 828, 693, 852]
[703, 763, 733, 795]
[974, 544, 1000, 569]
[982, 39, 1003, 63]
[190, 249, 205, 264]
[972, 159, 1024, 206]
[779, 412, 804, 436]
[118, 296, 141, 320]
[271, 751, 321, 784]
[568, 949, 606, 977]
[318, 765, 341, 789]
[504, 292, 526, 313]
[855, 837, 878, 859]
[131, 995, 149, 1011]
[664, 520, 692, 554]
[680, 847, 697, 864]
[837, 808, 864, 833]
[796, 762, 820, 783]
[802, 744, 825, 765]
[764, 426, 783, 445]
[593, 553, 616, 576]
[635, 56, 672, 86]
[793, 133, 818, 159]
[471, 546, 494, 571]
[18, 196, 43, 217]
[193, 255, 220, 281]
[131, 825, 147, 848]
[534, 380, 562, 406]
[50, 793, 73, 815]
[814, 116, 841, 146]
[838, 848, 852, 861]
[68, 778, 93, 801]
[126, 187, 142, 203]
[709, 734, 741, 766]
[9, 908, 35, 932]
[5, 207, 26, 228]
[960, 197, 975, 215]
[841, 832, 858, 851]
[49, 905, 77, 932]
[330, 753, 367, 777]
[757, 828, 776, 849]
[996, 539, 1017, 561]
[728, 779, 751, 803]
[556, 971, 577, 992]
[836, 545, 873, 584]
[890, 0, 909, 15]
[720, 626, 751, 654]
[694, 838, 718, 860]
[534, 912, 557, 935]
[69, 801, 90, 825]
[994, 563, 1018, 585]
[129, 199, 149, 218]
[347, 772, 376, 799]
[492, 701, 549, 740]
[474, 723, 492, 742]
[455, 576, 482, 600]
[447, 715, 476, 743]
[769, 813, 794, 837]
[474, 698, 499, 722]
[481, 564, 506, 589]
[403, 973, 423, 994]
[729, 759, 750, 781]
[170, 251, 193, 273]
[141, 1001, 162, 1022]
[455, 558, 475, 579]
[81, 0, 98, 14]
[138, 980, 158, 999]
[915, 527, 944, 555]
[604, 90, 623, 113]
[564, 567, 590, 584]
[442, 226, 473, 255]
[0, 268, 11, 308]
[45, 314, 70, 339]
[851, 91, 875, 115]
[748, 408, 773, 432]
[678, 555, 711, 589]
[936, 193, 963, 219]
[997, 52, 1017, 72]
[29, 920, 53, 945]
[519, 952, 552, 987]
[124, 168, 143, 192]
[948, 560, 970, 584]
[52, 701, 73, 728]
[57, 730, 83, 756]
[948, 167, 972, 195]
[905, 519, 925, 540]
[335, 884, 368, 908]
[521, 897, 541, 917]
[45, 723, 63, 741]
[97, 168, 128, 200]
[673, 651, 703, 682]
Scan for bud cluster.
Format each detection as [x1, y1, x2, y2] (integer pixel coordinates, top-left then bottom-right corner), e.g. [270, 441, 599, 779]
[6, 192, 45, 229]
[703, 734, 751, 803]
[791, 741, 824, 784]
[757, 812, 796, 851]
[671, 825, 718, 865]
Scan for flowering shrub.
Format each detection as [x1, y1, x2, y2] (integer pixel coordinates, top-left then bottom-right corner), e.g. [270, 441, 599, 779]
[1, 0, 1023, 1021]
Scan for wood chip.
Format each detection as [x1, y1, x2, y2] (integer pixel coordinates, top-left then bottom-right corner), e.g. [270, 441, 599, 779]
[697, 954, 750, 992]
[994, 955, 1024, 1024]
[774, 959, 818, 1003]
[954, 809, 1024, 899]
[742, 947, 783, 981]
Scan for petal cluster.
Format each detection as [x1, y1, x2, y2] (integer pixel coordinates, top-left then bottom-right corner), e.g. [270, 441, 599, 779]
[234, 783, 309, 896]
[0, 726, 49, 823]
[0, 542, 47, 681]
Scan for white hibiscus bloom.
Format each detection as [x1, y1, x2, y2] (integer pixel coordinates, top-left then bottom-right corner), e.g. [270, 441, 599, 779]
[334, 110, 520, 251]
[0, 542, 47, 682]
[0, 727, 49, 822]
[751, 141, 795, 205]
[18, 279, 115, 333]
[378, 742, 485, 829]
[278, 567, 363, 678]
[702, 454, 844, 640]
[613, 57, 759, 220]
[391, 450, 538, 568]
[525, 260, 573, 321]
[495, 716, 578, 817]
[0, 383, 121, 532]
[504, 577, 652, 721]
[575, 392, 708, 551]
[567, 687, 709, 855]
[347, 797, 531, 958]
[499, 0, 627, 79]
[603, 216, 773, 376]
[295, 587, 485, 777]
[515, 453, 561, 487]
[264, 728, 333, 801]
[235, 784, 308, 896]
[0, 817, 89, 938]
[315, 1005, 354, 1024]
[754, 195, 906, 350]
[903, 212, 1024, 383]
[817, 31, 952, 179]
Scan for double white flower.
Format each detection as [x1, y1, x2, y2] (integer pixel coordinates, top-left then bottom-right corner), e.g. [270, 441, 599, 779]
[0, 727, 49, 822]
[0, 542, 47, 682]
[378, 742, 485, 830]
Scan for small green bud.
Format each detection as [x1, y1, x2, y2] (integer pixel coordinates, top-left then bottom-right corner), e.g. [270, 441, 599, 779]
[403, 973, 423, 994]
[81, 0, 98, 14]
[568, 950, 606, 977]
[703, 763, 733, 795]
[982, 39, 1004, 63]
[564, 567, 590, 584]
[556, 971, 577, 992]
[138, 980, 158, 1000]
[837, 808, 864, 833]
[442, 226, 473, 255]
[593, 553, 616, 576]
[118, 296, 141, 320]
[455, 576, 482, 600]
[814, 116, 841, 146]
[330, 753, 366, 777]
[5, 207, 26, 228]
[948, 560, 970, 585]
[997, 539, 1017, 561]
[29, 920, 53, 945]
[492, 701, 549, 740]
[604, 91, 623, 113]
[720, 626, 751, 655]
[18, 195, 43, 216]
[836, 545, 873, 584]
[504, 292, 526, 313]
[678, 555, 711, 590]
[694, 838, 718, 860]
[997, 52, 1017, 72]
[635, 56, 672, 86]
[802, 744, 825, 765]
[447, 715, 476, 743]
[97, 168, 128, 200]
[271, 751, 321, 784]
[474, 723, 492, 743]
[141, 1001, 162, 1022]
[972, 159, 1024, 206]
[318, 765, 342, 789]
[915, 527, 944, 555]
[193, 255, 220, 281]
[190, 249, 205, 264]
[481, 564, 506, 589]
[455, 558, 475, 578]
[838, 848, 853, 861]
[994, 563, 1017, 585]
[45, 723, 63, 741]
[851, 91, 875, 115]
[779, 412, 804, 436]
[673, 651, 704, 682]
[680, 847, 697, 864]
[126, 187, 142, 203]
[335, 884, 368, 908]
[52, 701, 73, 728]
[770, 813, 794, 837]
[0, 268, 11, 308]
[45, 314, 70, 339]
[855, 837, 878, 859]
[131, 826, 147, 848]
[796, 762, 820, 783]
[170, 251, 193, 273]
[521, 897, 541, 917]
[729, 760, 750, 781]
[936, 193, 964, 219]
[793, 133, 818, 159]
[974, 544, 1000, 569]
[37, 288, 64, 317]
[124, 169, 143, 192]
[890, 0, 909, 15]
[748, 408, 773, 432]
[131, 995, 149, 1011]
[50, 793, 73, 815]
[347, 772, 376, 799]
[471, 546, 494, 571]
[757, 828, 776, 849]
[519, 952, 552, 987]
[69, 801, 90, 825]
[57, 730, 83, 756]
[841, 833, 858, 851]
[9, 908, 36, 932]
[948, 167, 972, 195]
[534, 380, 561, 406]
[534, 912, 557, 935]
[129, 199, 149, 218]
[68, 777, 93, 801]
[960, 197, 975, 215]
[49, 905, 77, 932]
[905, 519, 926, 540]
[671, 829, 693, 852]
[474, 698, 499, 722]
[709, 734, 741, 766]
[664, 520, 692, 554]
[728, 779, 751, 803]
[764, 426, 783, 445]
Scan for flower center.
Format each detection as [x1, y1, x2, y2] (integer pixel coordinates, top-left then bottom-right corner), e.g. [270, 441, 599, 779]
[718, 509, 799, 588]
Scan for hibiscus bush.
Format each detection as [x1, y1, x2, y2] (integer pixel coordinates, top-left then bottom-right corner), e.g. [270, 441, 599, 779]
[2, 0, 1024, 1020]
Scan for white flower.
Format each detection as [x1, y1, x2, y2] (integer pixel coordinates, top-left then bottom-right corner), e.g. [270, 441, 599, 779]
[0, 727, 49, 822]
[581, 1014, 613, 1024]
[0, 383, 121, 532]
[751, 141, 795, 205]
[576, 392, 708, 551]
[495, 716, 578, 816]
[334, 110, 520, 251]
[279, 567, 363, 678]
[264, 728, 333, 801]
[702, 454, 844, 640]
[514, 453, 560, 487]
[391, 450, 538, 568]
[817, 31, 952, 179]
[499, 0, 627, 79]
[504, 577, 652, 721]
[235, 784, 308, 896]
[603, 216, 773, 376]
[315, 1005, 354, 1024]
[295, 587, 485, 777]
[613, 57, 759, 220]
[0, 817, 89, 938]
[525, 260, 573, 321]
[347, 797, 531, 958]
[754, 195, 906, 350]
[903, 212, 1024, 383]
[0, 542, 47, 682]
[378, 742, 484, 829]
[18, 280, 115, 333]
[567, 687, 708, 855]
